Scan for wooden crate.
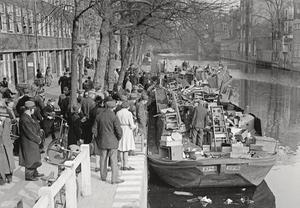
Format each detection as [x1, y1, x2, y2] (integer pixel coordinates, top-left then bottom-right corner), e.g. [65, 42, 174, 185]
[159, 145, 183, 160]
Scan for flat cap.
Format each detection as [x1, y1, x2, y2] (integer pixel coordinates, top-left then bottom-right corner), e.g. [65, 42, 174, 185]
[106, 100, 116, 108]
[121, 101, 130, 109]
[25, 101, 35, 108]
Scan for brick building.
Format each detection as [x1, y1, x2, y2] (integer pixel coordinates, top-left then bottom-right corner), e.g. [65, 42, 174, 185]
[0, 0, 73, 86]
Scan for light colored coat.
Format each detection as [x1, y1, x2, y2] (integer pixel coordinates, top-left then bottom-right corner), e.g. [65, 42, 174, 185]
[116, 108, 136, 151]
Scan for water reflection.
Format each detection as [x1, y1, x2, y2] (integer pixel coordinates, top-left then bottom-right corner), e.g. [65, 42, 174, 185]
[148, 168, 275, 208]
[230, 63, 300, 149]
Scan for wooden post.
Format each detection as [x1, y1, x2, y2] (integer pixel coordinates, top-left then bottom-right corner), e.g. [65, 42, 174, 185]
[65, 161, 77, 208]
[80, 144, 92, 196]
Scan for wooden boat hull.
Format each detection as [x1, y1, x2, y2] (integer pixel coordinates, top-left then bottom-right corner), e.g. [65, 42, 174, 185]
[148, 154, 276, 188]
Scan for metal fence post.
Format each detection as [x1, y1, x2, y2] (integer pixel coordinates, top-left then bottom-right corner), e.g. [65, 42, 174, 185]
[80, 144, 92, 196]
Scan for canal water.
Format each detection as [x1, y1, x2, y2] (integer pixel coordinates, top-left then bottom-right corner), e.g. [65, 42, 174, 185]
[148, 62, 300, 208]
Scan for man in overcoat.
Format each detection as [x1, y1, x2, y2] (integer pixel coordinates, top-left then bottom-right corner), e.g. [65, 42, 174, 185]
[68, 104, 82, 146]
[92, 100, 123, 184]
[19, 101, 44, 181]
[81, 90, 96, 144]
[42, 98, 56, 140]
[136, 93, 148, 139]
[58, 72, 69, 94]
[190, 102, 208, 147]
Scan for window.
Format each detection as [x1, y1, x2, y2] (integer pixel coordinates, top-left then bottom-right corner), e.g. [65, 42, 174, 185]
[28, 10, 33, 34]
[7, 4, 14, 32]
[294, 23, 300, 30]
[15, 7, 22, 33]
[294, 44, 300, 58]
[0, 3, 7, 32]
[37, 13, 41, 36]
[49, 17, 54, 36]
[53, 19, 57, 37]
[58, 19, 61, 37]
[41, 15, 46, 36]
[68, 24, 71, 37]
[62, 21, 66, 37]
[22, 9, 27, 33]
[46, 17, 51, 36]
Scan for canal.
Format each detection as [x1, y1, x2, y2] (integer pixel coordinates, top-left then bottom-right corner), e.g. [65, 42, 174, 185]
[148, 62, 300, 208]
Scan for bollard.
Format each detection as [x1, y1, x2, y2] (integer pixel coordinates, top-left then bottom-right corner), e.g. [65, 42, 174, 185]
[80, 144, 92, 196]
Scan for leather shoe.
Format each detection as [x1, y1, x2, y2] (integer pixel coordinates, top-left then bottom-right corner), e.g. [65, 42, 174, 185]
[34, 172, 45, 177]
[25, 177, 39, 181]
[112, 179, 124, 184]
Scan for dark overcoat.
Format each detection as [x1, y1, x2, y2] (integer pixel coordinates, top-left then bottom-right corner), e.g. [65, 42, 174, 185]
[0, 118, 15, 178]
[42, 104, 55, 136]
[191, 104, 208, 129]
[136, 101, 147, 133]
[68, 112, 82, 146]
[92, 109, 122, 151]
[19, 113, 42, 168]
[81, 97, 96, 143]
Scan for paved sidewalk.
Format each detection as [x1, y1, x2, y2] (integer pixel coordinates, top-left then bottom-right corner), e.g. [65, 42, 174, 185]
[78, 154, 147, 208]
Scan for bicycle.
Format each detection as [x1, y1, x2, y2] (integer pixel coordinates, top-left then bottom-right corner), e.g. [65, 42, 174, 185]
[46, 115, 69, 164]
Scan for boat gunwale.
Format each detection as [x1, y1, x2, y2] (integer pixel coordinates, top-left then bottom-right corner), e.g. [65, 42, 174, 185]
[148, 153, 277, 168]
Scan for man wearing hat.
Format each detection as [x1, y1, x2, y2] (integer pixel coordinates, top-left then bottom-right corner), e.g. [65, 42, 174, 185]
[92, 99, 124, 184]
[58, 72, 69, 94]
[19, 101, 44, 181]
[42, 98, 56, 140]
[16, 88, 31, 117]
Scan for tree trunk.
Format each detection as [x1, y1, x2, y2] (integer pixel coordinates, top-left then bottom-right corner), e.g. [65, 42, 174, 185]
[117, 31, 133, 89]
[78, 53, 84, 90]
[93, 0, 111, 90]
[107, 32, 118, 91]
[135, 35, 145, 66]
[70, 17, 80, 107]
[94, 19, 110, 90]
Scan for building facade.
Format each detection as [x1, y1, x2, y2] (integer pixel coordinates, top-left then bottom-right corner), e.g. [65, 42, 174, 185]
[220, 0, 300, 70]
[0, 0, 73, 86]
[293, 0, 300, 69]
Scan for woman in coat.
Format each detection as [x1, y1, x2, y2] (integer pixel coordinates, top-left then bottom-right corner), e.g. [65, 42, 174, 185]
[19, 101, 43, 181]
[116, 101, 136, 170]
[0, 116, 15, 184]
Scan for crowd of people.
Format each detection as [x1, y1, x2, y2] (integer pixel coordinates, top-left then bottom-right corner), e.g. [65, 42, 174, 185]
[0, 65, 152, 185]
